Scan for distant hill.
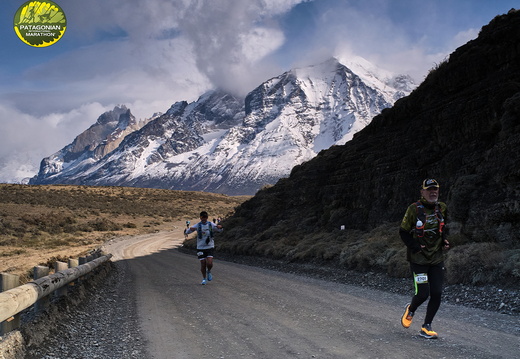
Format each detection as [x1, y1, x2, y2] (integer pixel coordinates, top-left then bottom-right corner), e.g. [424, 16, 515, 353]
[217, 9, 520, 285]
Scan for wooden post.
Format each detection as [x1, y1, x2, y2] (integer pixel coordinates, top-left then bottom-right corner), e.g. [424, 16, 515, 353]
[33, 266, 50, 314]
[0, 273, 20, 335]
[68, 258, 79, 286]
[54, 261, 68, 297]
[79, 257, 88, 279]
[0, 254, 112, 324]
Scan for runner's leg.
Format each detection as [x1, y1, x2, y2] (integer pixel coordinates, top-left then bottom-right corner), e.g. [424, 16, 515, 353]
[424, 262, 444, 324]
[409, 263, 430, 312]
[206, 256, 213, 273]
[200, 258, 207, 278]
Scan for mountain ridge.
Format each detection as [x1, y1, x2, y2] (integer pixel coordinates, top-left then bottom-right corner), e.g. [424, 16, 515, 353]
[219, 9, 520, 248]
[31, 57, 414, 194]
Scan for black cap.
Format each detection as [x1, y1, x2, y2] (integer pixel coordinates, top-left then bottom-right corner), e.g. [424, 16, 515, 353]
[422, 178, 439, 189]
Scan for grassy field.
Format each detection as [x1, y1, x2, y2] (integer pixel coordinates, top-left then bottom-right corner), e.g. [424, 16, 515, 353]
[3, 184, 518, 287]
[0, 184, 249, 282]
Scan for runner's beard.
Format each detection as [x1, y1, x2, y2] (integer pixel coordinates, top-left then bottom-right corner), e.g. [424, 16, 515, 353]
[426, 194, 438, 203]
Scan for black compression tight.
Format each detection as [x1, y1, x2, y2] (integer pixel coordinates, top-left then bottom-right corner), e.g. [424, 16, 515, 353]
[409, 261, 444, 325]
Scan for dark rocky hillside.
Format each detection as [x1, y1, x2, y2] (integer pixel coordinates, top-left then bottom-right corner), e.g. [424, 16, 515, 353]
[217, 10, 520, 275]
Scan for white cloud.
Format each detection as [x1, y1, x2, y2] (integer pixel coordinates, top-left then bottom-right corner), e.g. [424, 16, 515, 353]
[240, 27, 285, 64]
[0, 102, 107, 183]
[0, 0, 508, 183]
[1, 0, 306, 182]
[450, 28, 480, 50]
[175, 0, 306, 95]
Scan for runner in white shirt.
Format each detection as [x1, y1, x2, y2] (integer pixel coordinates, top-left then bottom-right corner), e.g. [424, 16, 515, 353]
[185, 211, 223, 285]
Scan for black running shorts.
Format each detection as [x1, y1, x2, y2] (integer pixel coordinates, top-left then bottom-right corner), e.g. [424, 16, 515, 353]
[197, 248, 214, 260]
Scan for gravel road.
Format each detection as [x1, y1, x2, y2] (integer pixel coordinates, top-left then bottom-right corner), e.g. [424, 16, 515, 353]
[18, 229, 520, 359]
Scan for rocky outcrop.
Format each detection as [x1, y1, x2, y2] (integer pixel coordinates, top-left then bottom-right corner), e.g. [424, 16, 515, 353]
[30, 105, 146, 184]
[223, 10, 520, 246]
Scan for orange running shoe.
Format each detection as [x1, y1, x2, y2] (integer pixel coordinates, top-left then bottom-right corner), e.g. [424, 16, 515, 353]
[419, 324, 438, 339]
[401, 303, 414, 328]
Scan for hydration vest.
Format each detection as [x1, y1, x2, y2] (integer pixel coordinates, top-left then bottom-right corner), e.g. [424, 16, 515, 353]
[414, 201, 445, 238]
[197, 222, 214, 240]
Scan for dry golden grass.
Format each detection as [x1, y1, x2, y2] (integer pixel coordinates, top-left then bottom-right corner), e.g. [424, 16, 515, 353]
[0, 184, 249, 282]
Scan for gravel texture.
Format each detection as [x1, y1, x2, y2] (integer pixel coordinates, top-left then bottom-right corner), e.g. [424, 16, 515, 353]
[6, 252, 518, 358]
[217, 253, 520, 316]
[20, 260, 149, 359]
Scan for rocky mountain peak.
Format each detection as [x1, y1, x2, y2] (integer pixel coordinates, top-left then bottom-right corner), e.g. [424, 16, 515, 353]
[31, 57, 414, 194]
[222, 9, 520, 247]
[31, 106, 147, 182]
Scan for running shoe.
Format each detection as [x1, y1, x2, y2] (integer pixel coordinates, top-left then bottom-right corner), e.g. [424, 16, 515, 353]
[419, 324, 438, 339]
[201, 279, 207, 285]
[207, 271, 213, 281]
[401, 303, 414, 328]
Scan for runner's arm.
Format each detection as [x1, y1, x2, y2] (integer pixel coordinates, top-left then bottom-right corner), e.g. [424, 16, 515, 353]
[399, 205, 421, 253]
[211, 222, 223, 232]
[399, 228, 422, 254]
[185, 223, 198, 234]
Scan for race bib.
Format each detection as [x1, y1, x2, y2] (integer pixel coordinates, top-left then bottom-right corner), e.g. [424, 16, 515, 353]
[414, 273, 428, 284]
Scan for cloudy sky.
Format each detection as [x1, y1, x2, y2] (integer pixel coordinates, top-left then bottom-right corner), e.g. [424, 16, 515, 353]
[0, 0, 517, 183]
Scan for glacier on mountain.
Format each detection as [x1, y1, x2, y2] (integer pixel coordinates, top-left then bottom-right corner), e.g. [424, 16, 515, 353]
[31, 57, 415, 195]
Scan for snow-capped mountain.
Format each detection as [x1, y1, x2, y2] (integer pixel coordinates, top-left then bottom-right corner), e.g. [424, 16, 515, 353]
[31, 57, 415, 195]
[31, 105, 149, 182]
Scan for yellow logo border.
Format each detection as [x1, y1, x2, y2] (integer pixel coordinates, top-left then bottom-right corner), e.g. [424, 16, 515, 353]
[13, 1, 67, 48]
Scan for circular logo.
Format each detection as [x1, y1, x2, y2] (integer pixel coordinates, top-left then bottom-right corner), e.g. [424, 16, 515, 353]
[13, 1, 67, 47]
